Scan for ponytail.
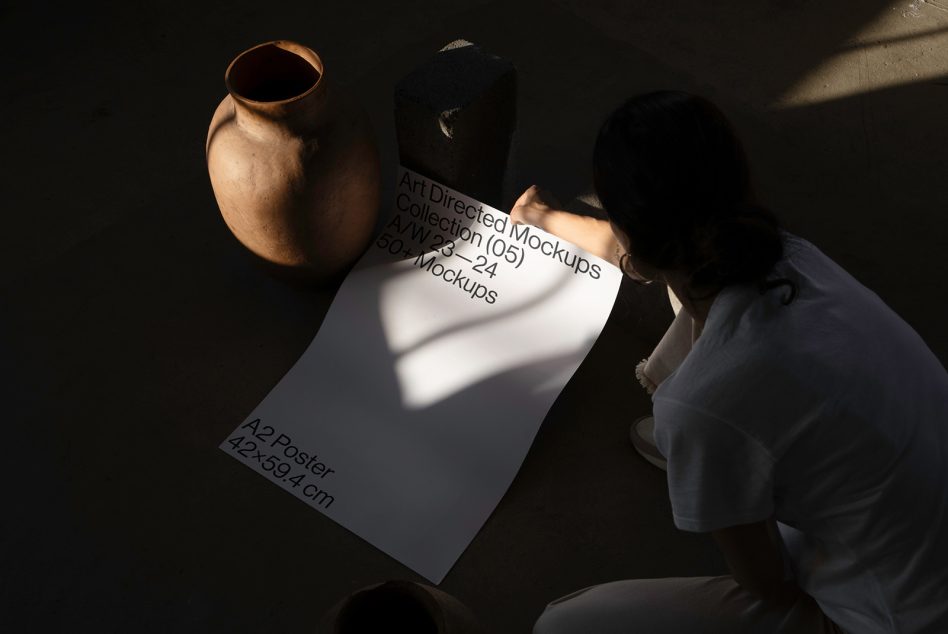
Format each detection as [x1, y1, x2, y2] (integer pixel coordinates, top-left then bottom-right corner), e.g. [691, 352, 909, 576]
[687, 202, 797, 304]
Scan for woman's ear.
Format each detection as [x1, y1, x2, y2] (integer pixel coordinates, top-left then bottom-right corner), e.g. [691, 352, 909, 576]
[607, 221, 628, 250]
[628, 252, 664, 282]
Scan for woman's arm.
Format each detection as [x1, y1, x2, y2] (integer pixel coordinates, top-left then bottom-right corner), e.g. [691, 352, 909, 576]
[711, 517, 802, 606]
[510, 186, 620, 265]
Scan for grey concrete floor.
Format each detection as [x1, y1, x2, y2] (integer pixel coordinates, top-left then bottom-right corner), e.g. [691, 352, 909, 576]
[2, 1, 947, 632]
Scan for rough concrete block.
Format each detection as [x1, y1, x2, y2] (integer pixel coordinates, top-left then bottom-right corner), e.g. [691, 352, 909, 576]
[394, 39, 517, 211]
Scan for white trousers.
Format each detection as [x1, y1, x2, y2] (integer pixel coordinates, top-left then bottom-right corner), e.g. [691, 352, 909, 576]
[532, 576, 843, 634]
[635, 286, 702, 394]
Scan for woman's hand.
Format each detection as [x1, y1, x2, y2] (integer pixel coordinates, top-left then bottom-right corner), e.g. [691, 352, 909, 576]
[509, 185, 620, 265]
[510, 185, 562, 228]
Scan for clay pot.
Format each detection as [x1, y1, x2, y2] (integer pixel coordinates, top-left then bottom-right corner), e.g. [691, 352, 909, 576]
[318, 580, 483, 634]
[206, 40, 380, 283]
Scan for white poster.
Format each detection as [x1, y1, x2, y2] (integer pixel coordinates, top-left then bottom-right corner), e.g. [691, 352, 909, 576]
[220, 166, 622, 583]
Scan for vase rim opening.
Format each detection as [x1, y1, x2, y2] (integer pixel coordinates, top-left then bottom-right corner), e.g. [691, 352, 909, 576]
[225, 40, 324, 106]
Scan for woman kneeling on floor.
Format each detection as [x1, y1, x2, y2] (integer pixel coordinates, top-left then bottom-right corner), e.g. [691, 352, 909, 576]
[511, 90, 948, 634]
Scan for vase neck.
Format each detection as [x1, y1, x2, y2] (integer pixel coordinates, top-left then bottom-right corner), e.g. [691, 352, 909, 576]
[225, 41, 330, 138]
[231, 80, 330, 138]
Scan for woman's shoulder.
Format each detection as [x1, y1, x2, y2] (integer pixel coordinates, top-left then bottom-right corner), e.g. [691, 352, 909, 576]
[776, 228, 817, 266]
[774, 229, 849, 284]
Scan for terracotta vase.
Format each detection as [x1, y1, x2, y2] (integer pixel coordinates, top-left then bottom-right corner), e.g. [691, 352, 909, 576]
[206, 40, 380, 283]
[318, 580, 483, 634]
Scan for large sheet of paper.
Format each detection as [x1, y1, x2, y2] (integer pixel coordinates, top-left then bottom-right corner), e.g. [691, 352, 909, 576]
[220, 166, 622, 583]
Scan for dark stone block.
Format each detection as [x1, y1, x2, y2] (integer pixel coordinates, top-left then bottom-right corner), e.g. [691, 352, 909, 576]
[394, 39, 517, 211]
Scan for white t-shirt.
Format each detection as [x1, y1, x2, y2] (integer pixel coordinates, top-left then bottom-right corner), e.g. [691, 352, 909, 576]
[652, 231, 948, 634]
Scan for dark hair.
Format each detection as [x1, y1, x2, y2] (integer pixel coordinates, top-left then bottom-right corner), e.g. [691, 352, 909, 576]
[593, 90, 796, 305]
